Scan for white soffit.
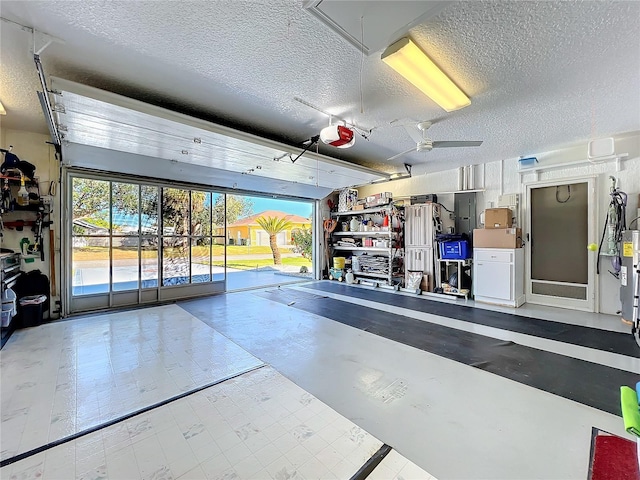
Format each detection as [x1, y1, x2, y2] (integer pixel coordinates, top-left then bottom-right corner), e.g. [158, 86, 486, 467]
[50, 78, 389, 199]
[303, 0, 453, 55]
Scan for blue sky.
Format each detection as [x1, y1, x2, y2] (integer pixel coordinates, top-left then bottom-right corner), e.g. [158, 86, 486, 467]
[249, 197, 312, 218]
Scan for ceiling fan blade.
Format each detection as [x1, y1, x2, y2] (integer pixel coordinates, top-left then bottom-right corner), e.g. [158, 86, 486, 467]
[432, 140, 483, 148]
[403, 125, 424, 144]
[386, 147, 416, 162]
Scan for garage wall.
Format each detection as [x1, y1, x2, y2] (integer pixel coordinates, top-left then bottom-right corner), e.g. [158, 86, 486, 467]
[357, 131, 640, 315]
[0, 128, 61, 316]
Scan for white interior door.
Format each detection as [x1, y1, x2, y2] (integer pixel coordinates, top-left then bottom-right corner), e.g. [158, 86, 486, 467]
[525, 177, 595, 311]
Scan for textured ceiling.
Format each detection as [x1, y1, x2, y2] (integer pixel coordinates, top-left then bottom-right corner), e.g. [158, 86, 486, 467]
[1, 0, 639, 176]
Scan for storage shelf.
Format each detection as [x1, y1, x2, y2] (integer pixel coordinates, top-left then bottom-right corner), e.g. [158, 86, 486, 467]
[353, 271, 389, 279]
[332, 246, 390, 252]
[3, 264, 20, 274]
[6, 204, 45, 212]
[441, 290, 470, 298]
[2, 272, 21, 288]
[332, 205, 394, 216]
[332, 231, 392, 236]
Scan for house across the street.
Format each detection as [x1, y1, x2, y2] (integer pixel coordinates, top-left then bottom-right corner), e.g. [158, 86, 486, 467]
[222, 210, 310, 246]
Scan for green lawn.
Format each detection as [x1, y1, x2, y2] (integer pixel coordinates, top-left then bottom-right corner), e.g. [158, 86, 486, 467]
[226, 257, 311, 270]
[74, 245, 296, 261]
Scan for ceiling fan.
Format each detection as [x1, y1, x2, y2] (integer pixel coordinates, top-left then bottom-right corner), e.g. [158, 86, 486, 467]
[386, 121, 483, 162]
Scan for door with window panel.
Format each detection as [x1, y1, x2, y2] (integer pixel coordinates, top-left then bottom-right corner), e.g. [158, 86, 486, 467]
[68, 173, 226, 313]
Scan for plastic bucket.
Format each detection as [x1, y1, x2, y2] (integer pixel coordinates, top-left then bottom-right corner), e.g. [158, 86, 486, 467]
[2, 288, 17, 316]
[333, 257, 346, 269]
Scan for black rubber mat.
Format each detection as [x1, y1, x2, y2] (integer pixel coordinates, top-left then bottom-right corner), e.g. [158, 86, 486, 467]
[303, 282, 639, 358]
[257, 288, 637, 416]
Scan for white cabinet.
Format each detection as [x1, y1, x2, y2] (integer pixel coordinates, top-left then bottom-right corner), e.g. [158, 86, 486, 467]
[404, 204, 439, 290]
[405, 247, 433, 273]
[473, 248, 525, 307]
[405, 204, 438, 247]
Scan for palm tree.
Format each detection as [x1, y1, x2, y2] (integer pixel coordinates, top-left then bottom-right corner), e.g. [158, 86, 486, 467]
[256, 216, 292, 265]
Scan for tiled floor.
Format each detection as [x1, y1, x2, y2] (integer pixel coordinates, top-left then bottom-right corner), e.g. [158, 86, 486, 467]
[180, 282, 638, 479]
[0, 305, 263, 461]
[2, 280, 637, 479]
[368, 450, 434, 480]
[0, 365, 431, 480]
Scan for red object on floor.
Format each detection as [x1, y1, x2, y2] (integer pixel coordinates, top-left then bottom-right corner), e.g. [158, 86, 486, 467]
[592, 434, 640, 480]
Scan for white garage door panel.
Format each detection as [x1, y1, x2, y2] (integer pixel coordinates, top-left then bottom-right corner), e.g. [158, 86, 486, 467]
[62, 143, 335, 199]
[51, 77, 389, 199]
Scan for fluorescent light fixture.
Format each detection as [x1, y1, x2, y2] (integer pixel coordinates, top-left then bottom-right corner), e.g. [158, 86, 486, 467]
[381, 37, 471, 112]
[0, 101, 6, 115]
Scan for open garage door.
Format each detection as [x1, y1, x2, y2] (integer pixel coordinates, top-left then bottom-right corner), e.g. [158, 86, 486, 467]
[66, 171, 315, 314]
[50, 78, 389, 199]
[66, 172, 228, 313]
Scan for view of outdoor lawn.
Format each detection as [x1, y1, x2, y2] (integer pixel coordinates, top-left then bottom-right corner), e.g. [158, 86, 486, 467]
[71, 177, 313, 295]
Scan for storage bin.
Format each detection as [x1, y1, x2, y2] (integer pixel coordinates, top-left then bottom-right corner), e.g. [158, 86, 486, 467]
[18, 294, 47, 328]
[20, 304, 44, 328]
[439, 240, 470, 260]
[1, 309, 12, 327]
[2, 288, 17, 316]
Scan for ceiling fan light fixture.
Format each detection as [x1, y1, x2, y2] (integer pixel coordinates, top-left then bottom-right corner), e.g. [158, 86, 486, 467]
[381, 37, 471, 112]
[320, 125, 355, 149]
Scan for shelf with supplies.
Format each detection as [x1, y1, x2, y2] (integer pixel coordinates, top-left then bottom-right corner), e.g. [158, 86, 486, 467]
[328, 203, 404, 287]
[0, 173, 53, 262]
[332, 231, 393, 237]
[331, 204, 399, 217]
[435, 258, 472, 299]
[332, 246, 393, 252]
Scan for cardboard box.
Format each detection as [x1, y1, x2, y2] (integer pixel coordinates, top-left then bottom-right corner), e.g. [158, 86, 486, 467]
[420, 274, 431, 292]
[473, 228, 522, 248]
[485, 208, 513, 229]
[352, 204, 364, 211]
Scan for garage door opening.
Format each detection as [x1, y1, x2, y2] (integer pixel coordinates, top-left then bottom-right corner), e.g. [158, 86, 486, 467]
[67, 173, 314, 313]
[222, 194, 314, 291]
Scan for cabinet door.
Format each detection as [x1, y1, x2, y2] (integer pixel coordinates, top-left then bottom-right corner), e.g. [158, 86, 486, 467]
[474, 261, 512, 300]
[405, 207, 415, 246]
[421, 204, 432, 246]
[409, 206, 423, 246]
[405, 248, 418, 272]
[406, 248, 433, 274]
[406, 205, 433, 247]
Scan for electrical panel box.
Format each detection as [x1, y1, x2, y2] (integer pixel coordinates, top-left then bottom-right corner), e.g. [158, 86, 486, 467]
[498, 193, 519, 208]
[454, 192, 477, 238]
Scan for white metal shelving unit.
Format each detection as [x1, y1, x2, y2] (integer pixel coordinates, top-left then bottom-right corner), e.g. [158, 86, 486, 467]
[330, 205, 403, 286]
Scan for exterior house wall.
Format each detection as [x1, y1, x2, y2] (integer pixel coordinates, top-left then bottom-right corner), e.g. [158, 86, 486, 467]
[226, 221, 308, 246]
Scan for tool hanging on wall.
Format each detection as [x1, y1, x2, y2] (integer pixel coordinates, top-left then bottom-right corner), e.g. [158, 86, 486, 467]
[323, 218, 338, 278]
[49, 229, 56, 297]
[27, 205, 52, 261]
[597, 176, 627, 277]
[1, 177, 12, 213]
